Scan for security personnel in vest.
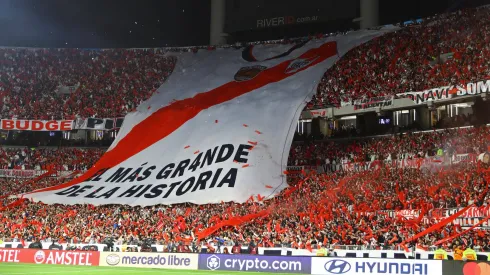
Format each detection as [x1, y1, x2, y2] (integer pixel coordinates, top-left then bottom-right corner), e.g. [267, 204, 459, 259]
[434, 245, 448, 260]
[463, 245, 477, 261]
[454, 245, 464, 261]
[487, 252, 490, 261]
[316, 243, 328, 257]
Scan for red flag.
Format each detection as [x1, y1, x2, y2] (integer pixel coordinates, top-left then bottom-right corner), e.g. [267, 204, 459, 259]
[402, 204, 473, 245]
[156, 222, 164, 231]
[306, 242, 313, 252]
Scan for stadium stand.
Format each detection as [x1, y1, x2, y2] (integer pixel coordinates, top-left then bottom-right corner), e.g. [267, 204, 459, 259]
[0, 147, 103, 170]
[0, 48, 176, 119]
[0, 125, 489, 252]
[1, 6, 490, 255]
[309, 7, 490, 108]
[288, 126, 489, 167]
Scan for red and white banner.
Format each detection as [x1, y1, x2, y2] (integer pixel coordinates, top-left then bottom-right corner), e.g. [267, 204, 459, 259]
[395, 209, 420, 219]
[447, 206, 490, 219]
[0, 119, 73, 131]
[338, 95, 393, 109]
[396, 79, 490, 105]
[308, 109, 327, 118]
[24, 26, 397, 206]
[353, 96, 394, 110]
[451, 153, 476, 164]
[0, 248, 99, 266]
[388, 206, 490, 228]
[0, 170, 78, 179]
[339, 154, 477, 172]
[0, 169, 45, 178]
[441, 207, 490, 229]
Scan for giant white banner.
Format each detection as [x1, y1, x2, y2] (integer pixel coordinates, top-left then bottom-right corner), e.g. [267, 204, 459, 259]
[23, 27, 396, 206]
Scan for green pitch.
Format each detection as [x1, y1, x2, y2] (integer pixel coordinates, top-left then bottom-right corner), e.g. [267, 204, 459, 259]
[0, 263, 296, 275]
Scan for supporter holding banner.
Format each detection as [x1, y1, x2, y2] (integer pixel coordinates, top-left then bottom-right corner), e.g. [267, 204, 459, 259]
[24, 26, 397, 206]
[0, 119, 73, 131]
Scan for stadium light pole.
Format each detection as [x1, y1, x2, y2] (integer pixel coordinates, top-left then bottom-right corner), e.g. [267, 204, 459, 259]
[360, 0, 379, 29]
[210, 0, 226, 45]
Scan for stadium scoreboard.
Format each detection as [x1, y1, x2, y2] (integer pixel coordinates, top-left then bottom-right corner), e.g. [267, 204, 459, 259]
[224, 0, 358, 33]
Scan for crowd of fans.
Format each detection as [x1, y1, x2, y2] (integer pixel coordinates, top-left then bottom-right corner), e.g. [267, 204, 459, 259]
[0, 147, 104, 171]
[0, 161, 488, 252]
[289, 126, 489, 167]
[1, 7, 489, 119]
[0, 49, 176, 119]
[310, 7, 490, 108]
[1, 6, 490, 254]
[0, 125, 488, 252]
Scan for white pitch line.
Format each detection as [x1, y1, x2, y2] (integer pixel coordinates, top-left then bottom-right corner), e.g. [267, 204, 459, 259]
[0, 266, 234, 275]
[0, 270, 236, 275]
[0, 269, 170, 275]
[0, 263, 302, 275]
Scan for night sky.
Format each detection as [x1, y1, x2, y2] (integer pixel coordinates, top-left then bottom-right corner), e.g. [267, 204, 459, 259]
[0, 0, 489, 48]
[0, 0, 211, 48]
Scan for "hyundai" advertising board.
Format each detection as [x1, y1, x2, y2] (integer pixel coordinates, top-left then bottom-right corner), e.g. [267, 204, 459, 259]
[311, 258, 442, 275]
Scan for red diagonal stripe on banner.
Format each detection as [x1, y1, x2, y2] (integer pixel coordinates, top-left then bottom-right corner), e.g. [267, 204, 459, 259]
[27, 41, 337, 195]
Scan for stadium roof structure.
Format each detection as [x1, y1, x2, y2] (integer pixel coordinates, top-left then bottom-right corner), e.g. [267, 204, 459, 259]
[1, 0, 488, 48]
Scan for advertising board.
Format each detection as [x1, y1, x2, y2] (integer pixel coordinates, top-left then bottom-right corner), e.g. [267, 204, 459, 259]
[224, 0, 357, 32]
[396, 79, 490, 105]
[0, 119, 73, 131]
[311, 257, 442, 275]
[0, 248, 98, 266]
[198, 254, 311, 273]
[99, 252, 197, 270]
[442, 260, 490, 275]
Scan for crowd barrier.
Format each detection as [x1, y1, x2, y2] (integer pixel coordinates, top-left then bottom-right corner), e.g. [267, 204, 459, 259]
[1, 248, 462, 274]
[3, 241, 490, 260]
